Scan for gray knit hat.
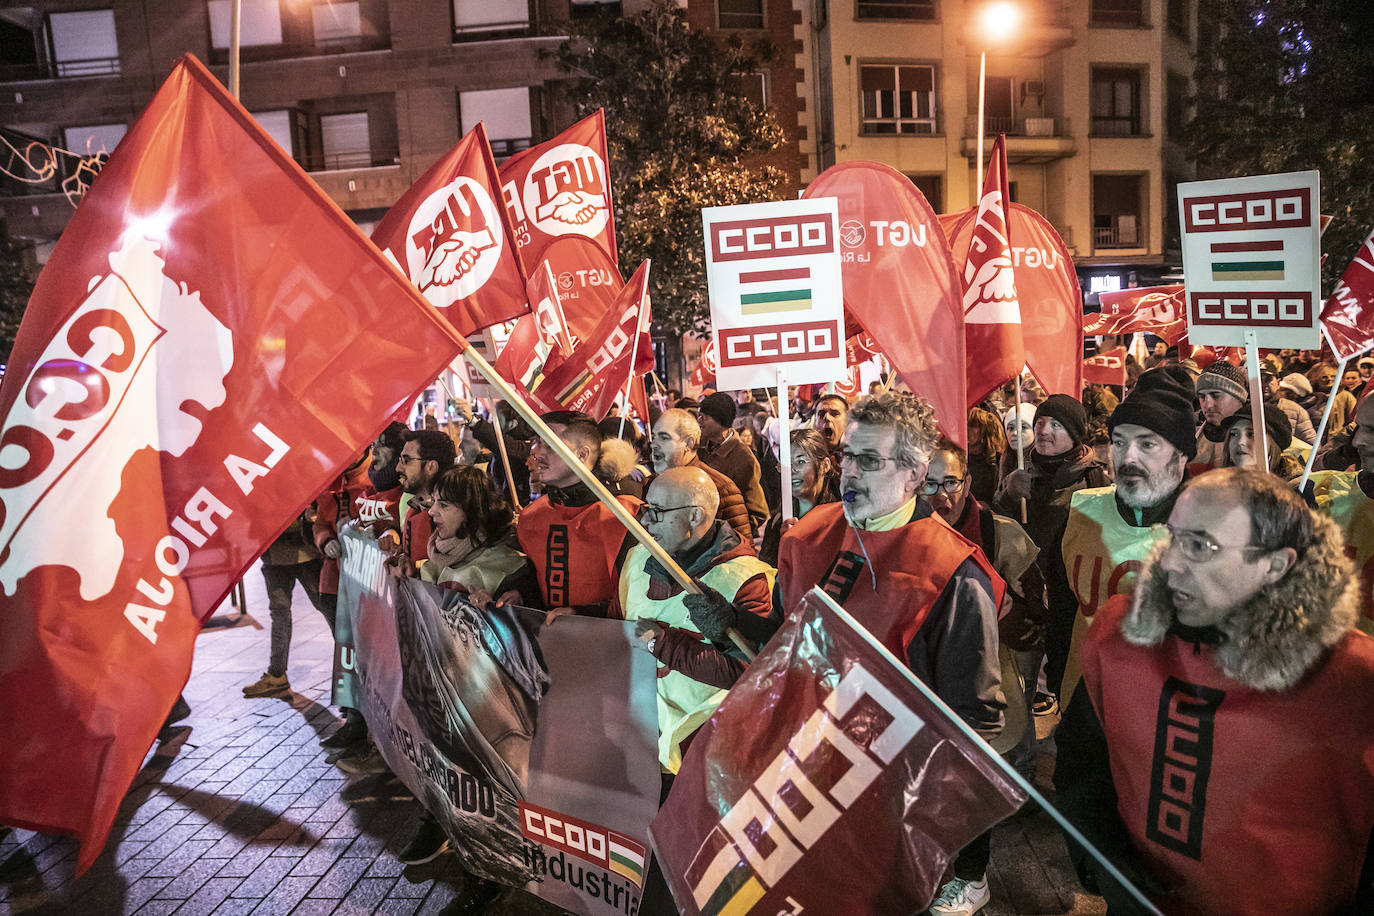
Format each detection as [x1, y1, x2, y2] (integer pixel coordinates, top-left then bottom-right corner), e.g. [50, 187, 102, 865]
[1195, 360, 1248, 402]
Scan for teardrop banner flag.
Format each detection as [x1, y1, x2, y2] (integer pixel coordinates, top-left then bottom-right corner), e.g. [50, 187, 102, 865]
[943, 201, 1083, 399]
[0, 54, 465, 872]
[372, 122, 529, 337]
[802, 162, 967, 446]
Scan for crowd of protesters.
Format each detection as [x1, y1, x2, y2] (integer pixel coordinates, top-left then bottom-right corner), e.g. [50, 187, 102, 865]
[235, 335, 1374, 915]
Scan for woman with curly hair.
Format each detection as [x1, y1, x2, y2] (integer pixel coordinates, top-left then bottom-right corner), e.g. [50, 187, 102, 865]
[966, 407, 1007, 504]
[421, 466, 540, 606]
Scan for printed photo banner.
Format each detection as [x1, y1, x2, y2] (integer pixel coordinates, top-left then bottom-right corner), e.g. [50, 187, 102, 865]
[652, 587, 1026, 915]
[341, 531, 662, 916]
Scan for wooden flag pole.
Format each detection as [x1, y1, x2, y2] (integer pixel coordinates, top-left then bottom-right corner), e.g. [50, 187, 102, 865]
[460, 343, 756, 661]
[1015, 369, 1028, 524]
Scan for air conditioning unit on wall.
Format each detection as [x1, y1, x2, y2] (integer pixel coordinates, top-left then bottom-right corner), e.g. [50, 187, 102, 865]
[1021, 79, 1046, 101]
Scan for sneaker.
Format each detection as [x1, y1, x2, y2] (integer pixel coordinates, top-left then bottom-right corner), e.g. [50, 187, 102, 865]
[929, 875, 990, 916]
[335, 744, 390, 775]
[398, 817, 451, 865]
[1032, 691, 1059, 717]
[242, 672, 290, 698]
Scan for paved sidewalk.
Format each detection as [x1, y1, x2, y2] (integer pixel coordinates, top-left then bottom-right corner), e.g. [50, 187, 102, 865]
[0, 565, 1107, 915]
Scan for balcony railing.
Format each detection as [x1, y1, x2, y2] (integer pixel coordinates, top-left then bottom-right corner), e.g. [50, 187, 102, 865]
[1094, 219, 1140, 248]
[207, 35, 389, 66]
[0, 56, 120, 81]
[965, 115, 1064, 137]
[453, 19, 531, 42]
[489, 137, 532, 160]
[300, 147, 400, 172]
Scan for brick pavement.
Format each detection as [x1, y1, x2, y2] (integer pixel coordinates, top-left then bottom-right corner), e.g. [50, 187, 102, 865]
[0, 565, 1107, 916]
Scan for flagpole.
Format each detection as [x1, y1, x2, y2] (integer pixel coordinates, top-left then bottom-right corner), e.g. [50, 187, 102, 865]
[1299, 354, 1347, 491]
[778, 367, 793, 523]
[1015, 369, 1028, 523]
[460, 343, 756, 661]
[228, 0, 241, 99]
[437, 375, 523, 511]
[1244, 330, 1270, 473]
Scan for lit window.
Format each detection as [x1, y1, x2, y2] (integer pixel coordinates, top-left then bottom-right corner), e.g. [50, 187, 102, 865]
[48, 10, 119, 77]
[860, 64, 936, 135]
[312, 2, 362, 46]
[208, 0, 283, 49]
[460, 87, 532, 158]
[1089, 275, 1122, 293]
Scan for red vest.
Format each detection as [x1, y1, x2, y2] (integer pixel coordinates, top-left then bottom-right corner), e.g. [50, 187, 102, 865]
[778, 503, 1003, 659]
[517, 494, 641, 615]
[401, 501, 433, 568]
[1083, 596, 1374, 915]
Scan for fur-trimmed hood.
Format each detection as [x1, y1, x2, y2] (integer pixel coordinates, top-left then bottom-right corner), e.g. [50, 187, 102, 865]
[596, 437, 639, 482]
[1125, 511, 1360, 691]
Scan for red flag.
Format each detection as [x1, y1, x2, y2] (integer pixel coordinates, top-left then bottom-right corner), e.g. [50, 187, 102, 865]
[652, 588, 1026, 914]
[1084, 285, 1187, 344]
[1322, 230, 1374, 362]
[493, 261, 574, 407]
[498, 111, 618, 275]
[960, 136, 1025, 404]
[0, 55, 464, 871]
[944, 202, 1082, 398]
[690, 339, 717, 389]
[529, 259, 575, 355]
[628, 375, 651, 426]
[533, 261, 651, 419]
[1084, 346, 1127, 386]
[802, 163, 968, 446]
[371, 123, 528, 337]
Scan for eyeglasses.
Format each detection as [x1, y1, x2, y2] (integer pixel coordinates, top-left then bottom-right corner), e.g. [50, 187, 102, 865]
[397, 455, 421, 465]
[837, 449, 903, 472]
[638, 504, 695, 524]
[919, 476, 965, 496]
[1164, 526, 1265, 563]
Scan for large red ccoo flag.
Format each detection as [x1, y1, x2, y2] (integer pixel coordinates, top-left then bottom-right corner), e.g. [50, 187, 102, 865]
[1321, 230, 1374, 362]
[371, 122, 529, 337]
[0, 55, 465, 871]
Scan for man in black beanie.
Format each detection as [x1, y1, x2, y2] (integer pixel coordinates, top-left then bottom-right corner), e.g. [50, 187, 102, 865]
[1194, 359, 1249, 467]
[1055, 367, 1196, 701]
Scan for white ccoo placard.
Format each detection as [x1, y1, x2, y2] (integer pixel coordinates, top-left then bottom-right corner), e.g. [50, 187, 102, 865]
[702, 198, 846, 390]
[1177, 170, 1321, 348]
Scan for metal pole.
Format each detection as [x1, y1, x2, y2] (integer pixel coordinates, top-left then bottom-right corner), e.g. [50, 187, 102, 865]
[460, 344, 756, 660]
[1300, 356, 1348, 491]
[778, 368, 793, 522]
[228, 0, 241, 100]
[1244, 331, 1269, 472]
[976, 49, 986, 185]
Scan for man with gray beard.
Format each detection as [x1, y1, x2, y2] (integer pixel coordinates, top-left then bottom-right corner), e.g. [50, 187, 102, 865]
[1054, 367, 1195, 702]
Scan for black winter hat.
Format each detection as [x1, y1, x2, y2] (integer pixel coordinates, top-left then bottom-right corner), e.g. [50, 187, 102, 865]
[1034, 394, 1088, 447]
[698, 391, 737, 428]
[1109, 365, 1199, 459]
[1221, 400, 1293, 454]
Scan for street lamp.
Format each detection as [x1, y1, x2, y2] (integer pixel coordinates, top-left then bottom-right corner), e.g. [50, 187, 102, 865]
[975, 0, 1022, 174]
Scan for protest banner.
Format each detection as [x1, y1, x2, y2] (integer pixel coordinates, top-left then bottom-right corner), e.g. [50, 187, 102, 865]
[1178, 170, 1322, 349]
[651, 587, 1028, 915]
[0, 55, 465, 871]
[341, 530, 661, 915]
[1084, 346, 1127, 387]
[802, 162, 968, 446]
[1083, 285, 1187, 344]
[371, 122, 529, 338]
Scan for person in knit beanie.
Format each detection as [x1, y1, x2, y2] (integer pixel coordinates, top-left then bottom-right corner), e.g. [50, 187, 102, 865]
[1108, 365, 1197, 506]
[1194, 360, 1249, 467]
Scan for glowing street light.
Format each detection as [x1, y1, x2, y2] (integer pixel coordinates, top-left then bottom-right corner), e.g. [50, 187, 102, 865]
[976, 0, 1023, 174]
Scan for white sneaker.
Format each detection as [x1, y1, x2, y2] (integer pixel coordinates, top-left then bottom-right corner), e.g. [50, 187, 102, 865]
[929, 875, 990, 915]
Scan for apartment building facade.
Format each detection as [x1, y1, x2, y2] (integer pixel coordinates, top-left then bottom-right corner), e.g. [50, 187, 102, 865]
[794, 0, 1198, 290]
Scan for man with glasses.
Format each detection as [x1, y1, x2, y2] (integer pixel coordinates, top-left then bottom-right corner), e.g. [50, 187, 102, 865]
[618, 466, 775, 916]
[393, 428, 456, 575]
[1058, 367, 1196, 703]
[773, 391, 1006, 915]
[1055, 468, 1374, 915]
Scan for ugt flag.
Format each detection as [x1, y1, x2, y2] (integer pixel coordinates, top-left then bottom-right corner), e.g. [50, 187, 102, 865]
[1322, 230, 1374, 362]
[533, 261, 651, 419]
[0, 54, 465, 872]
[652, 588, 1026, 915]
[371, 122, 529, 337]
[961, 135, 1025, 405]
